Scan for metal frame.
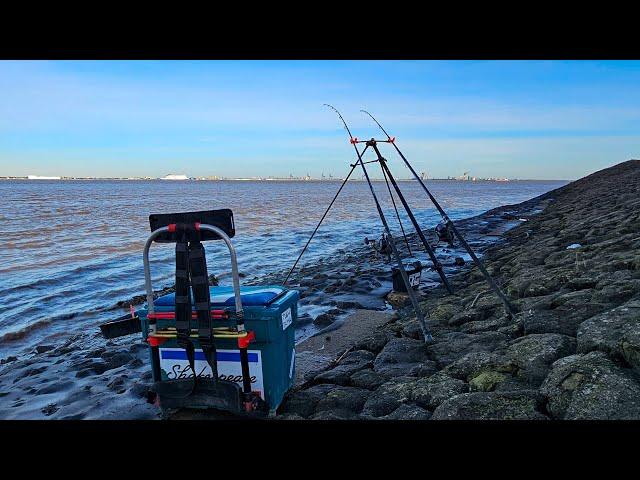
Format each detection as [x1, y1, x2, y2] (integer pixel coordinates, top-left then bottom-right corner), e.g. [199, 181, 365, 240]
[143, 223, 244, 332]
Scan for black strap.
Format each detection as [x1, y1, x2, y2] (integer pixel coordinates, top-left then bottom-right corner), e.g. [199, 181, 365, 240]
[175, 231, 196, 389]
[189, 240, 218, 382]
[169, 223, 255, 407]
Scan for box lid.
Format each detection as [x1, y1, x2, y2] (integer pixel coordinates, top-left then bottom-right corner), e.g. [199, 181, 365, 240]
[153, 285, 287, 308]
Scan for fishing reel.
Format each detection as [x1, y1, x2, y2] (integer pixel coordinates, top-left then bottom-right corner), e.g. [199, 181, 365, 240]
[364, 232, 393, 262]
[435, 221, 455, 247]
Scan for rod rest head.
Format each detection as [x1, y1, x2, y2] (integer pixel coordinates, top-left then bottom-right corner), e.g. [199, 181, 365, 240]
[149, 209, 235, 243]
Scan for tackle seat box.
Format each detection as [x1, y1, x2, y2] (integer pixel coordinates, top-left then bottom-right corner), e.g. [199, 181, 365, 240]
[139, 285, 299, 412]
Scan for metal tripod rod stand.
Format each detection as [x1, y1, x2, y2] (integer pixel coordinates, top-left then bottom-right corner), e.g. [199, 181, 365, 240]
[368, 140, 455, 295]
[352, 143, 433, 342]
[361, 110, 516, 318]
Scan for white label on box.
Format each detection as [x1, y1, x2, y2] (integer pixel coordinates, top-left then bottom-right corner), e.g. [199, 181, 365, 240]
[409, 271, 421, 287]
[281, 307, 292, 330]
[159, 348, 264, 399]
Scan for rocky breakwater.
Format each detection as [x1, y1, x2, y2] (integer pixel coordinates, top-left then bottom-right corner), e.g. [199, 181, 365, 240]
[278, 160, 640, 420]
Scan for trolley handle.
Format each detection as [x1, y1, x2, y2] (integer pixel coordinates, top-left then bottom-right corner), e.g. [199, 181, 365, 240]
[142, 223, 244, 320]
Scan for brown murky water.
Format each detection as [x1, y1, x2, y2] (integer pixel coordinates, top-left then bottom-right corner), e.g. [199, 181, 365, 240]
[0, 179, 566, 357]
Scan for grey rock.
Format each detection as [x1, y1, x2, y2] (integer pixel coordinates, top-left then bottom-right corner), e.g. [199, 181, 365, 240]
[309, 409, 359, 420]
[41, 403, 59, 416]
[565, 277, 598, 291]
[459, 316, 511, 334]
[576, 299, 640, 370]
[336, 300, 364, 310]
[411, 372, 469, 410]
[315, 385, 370, 414]
[361, 379, 415, 417]
[107, 376, 127, 394]
[353, 330, 391, 354]
[442, 351, 517, 381]
[492, 376, 535, 393]
[84, 347, 107, 359]
[448, 309, 487, 327]
[280, 384, 335, 418]
[350, 369, 386, 390]
[426, 331, 509, 368]
[35, 345, 55, 354]
[380, 403, 432, 420]
[101, 351, 135, 370]
[432, 390, 548, 420]
[276, 413, 305, 420]
[523, 311, 584, 336]
[373, 337, 432, 377]
[314, 350, 375, 386]
[127, 358, 144, 368]
[468, 371, 508, 392]
[386, 292, 410, 309]
[129, 382, 151, 398]
[313, 313, 335, 326]
[540, 350, 640, 420]
[408, 362, 439, 378]
[75, 360, 111, 377]
[501, 333, 576, 386]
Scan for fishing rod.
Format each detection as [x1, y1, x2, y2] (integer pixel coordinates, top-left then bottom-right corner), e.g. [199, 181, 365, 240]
[361, 109, 516, 317]
[282, 162, 358, 286]
[380, 162, 413, 256]
[325, 104, 433, 342]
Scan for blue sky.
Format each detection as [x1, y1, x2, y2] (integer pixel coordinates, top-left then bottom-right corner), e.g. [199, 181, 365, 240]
[1, 60, 638, 179]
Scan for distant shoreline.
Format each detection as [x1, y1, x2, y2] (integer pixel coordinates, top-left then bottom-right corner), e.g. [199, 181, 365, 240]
[0, 177, 568, 183]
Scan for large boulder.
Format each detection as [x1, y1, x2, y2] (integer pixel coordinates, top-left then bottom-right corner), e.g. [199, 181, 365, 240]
[522, 290, 610, 336]
[361, 378, 415, 417]
[426, 331, 509, 368]
[386, 292, 410, 309]
[353, 330, 392, 354]
[373, 337, 434, 377]
[350, 369, 387, 390]
[442, 351, 517, 381]
[314, 385, 370, 415]
[500, 333, 576, 386]
[540, 350, 640, 420]
[279, 384, 336, 418]
[313, 350, 375, 386]
[410, 372, 469, 410]
[576, 299, 640, 370]
[431, 390, 548, 420]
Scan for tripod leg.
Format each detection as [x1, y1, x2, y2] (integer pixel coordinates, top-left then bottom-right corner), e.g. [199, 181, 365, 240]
[377, 154, 454, 294]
